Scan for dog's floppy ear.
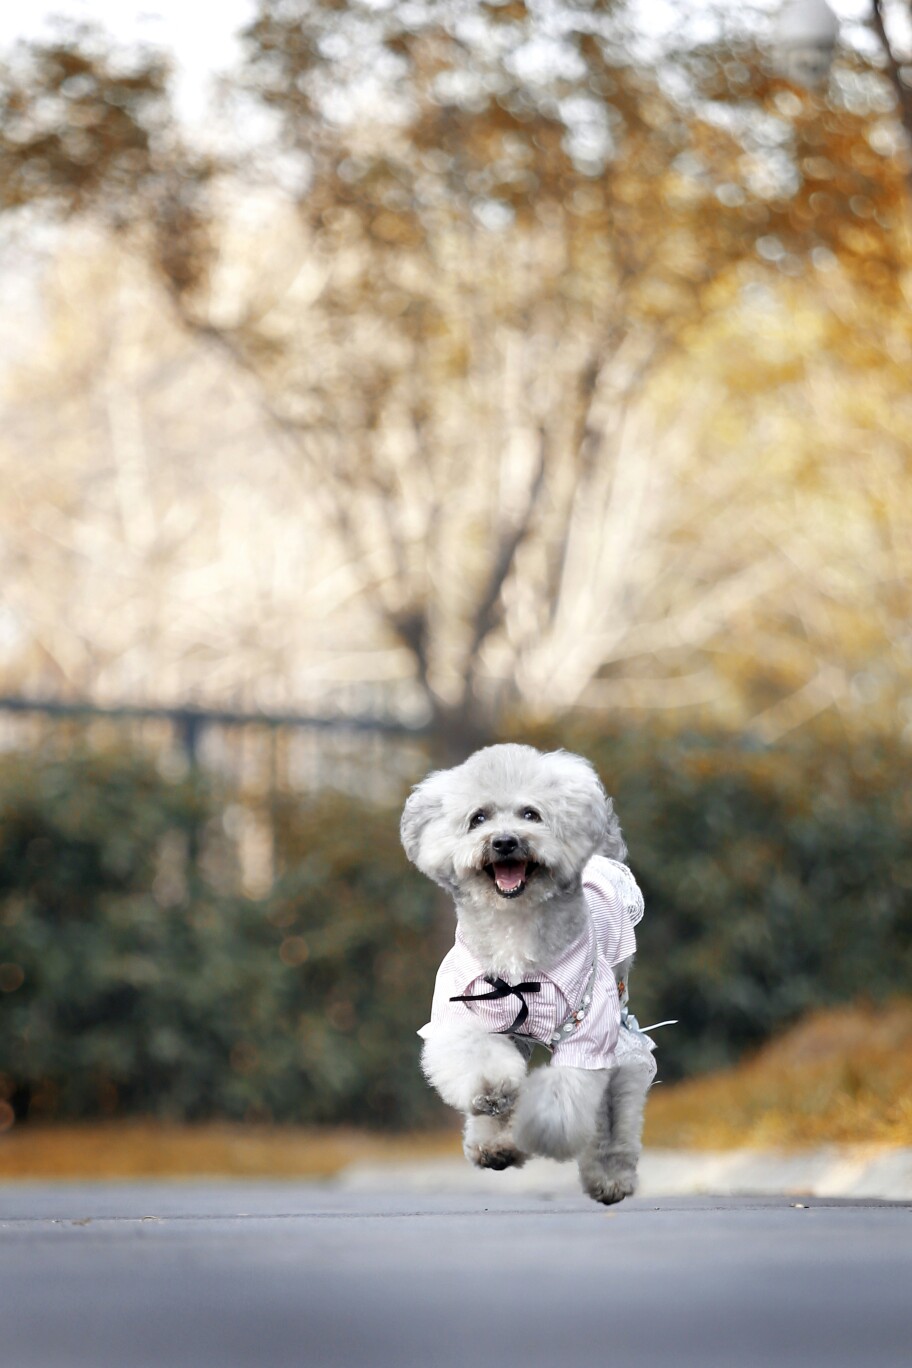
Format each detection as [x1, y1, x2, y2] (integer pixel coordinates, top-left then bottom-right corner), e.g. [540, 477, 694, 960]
[601, 794, 627, 862]
[547, 750, 625, 863]
[400, 770, 446, 866]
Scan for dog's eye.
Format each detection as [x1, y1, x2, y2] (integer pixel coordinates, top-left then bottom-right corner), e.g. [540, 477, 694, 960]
[521, 807, 541, 822]
[469, 810, 487, 828]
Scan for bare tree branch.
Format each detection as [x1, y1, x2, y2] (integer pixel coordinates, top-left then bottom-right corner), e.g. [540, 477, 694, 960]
[871, 0, 912, 185]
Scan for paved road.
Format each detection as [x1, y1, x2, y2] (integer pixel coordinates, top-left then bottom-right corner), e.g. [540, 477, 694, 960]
[1, 1184, 910, 1367]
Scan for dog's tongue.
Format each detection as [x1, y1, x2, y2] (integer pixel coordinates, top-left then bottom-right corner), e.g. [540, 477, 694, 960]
[493, 861, 527, 891]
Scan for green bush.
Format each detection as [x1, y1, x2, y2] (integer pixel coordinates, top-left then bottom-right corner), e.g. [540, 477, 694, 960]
[255, 796, 450, 1126]
[0, 750, 443, 1127]
[1, 726, 910, 1123]
[0, 749, 214, 1119]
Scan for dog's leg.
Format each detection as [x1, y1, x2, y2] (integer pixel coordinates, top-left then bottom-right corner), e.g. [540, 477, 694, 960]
[420, 1017, 528, 1119]
[463, 1111, 528, 1171]
[422, 1019, 529, 1171]
[512, 1066, 609, 1161]
[577, 1058, 652, 1205]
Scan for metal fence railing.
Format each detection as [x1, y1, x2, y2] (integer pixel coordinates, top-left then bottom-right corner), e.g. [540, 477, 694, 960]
[0, 695, 430, 803]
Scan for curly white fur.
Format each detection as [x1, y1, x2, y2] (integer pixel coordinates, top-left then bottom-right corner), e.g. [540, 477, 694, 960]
[512, 1065, 609, 1161]
[420, 1016, 528, 1115]
[403, 743, 652, 1205]
[402, 744, 624, 980]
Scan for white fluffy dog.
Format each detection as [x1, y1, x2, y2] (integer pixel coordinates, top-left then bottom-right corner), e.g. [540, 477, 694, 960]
[401, 743, 657, 1205]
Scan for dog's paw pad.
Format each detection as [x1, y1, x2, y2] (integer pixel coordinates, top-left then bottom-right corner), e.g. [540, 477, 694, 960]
[467, 1144, 527, 1172]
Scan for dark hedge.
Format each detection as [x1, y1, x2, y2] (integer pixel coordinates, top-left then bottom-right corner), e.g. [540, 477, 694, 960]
[0, 750, 444, 1127]
[1, 727, 909, 1124]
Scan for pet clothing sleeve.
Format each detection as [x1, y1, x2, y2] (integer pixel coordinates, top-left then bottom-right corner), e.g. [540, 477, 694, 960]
[582, 855, 643, 969]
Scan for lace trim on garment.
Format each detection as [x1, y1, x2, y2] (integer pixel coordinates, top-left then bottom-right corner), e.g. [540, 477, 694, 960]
[604, 859, 645, 927]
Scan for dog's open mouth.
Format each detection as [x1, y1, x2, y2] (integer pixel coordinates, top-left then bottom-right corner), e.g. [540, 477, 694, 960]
[484, 859, 539, 898]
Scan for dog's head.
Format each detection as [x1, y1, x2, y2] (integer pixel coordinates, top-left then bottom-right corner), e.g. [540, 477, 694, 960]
[400, 743, 624, 904]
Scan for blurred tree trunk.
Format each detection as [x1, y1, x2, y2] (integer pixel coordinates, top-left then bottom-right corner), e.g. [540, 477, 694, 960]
[872, 0, 912, 186]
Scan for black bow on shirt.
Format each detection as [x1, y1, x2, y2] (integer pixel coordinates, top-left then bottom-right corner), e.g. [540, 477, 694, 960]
[450, 976, 541, 1035]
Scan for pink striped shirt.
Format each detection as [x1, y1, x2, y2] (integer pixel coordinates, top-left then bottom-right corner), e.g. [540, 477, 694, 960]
[418, 856, 644, 1071]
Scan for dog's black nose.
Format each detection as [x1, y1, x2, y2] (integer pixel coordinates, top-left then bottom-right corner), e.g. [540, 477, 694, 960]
[491, 834, 519, 857]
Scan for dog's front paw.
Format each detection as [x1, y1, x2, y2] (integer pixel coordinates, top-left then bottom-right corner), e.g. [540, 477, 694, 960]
[470, 1082, 518, 1118]
[464, 1137, 528, 1171]
[463, 1112, 528, 1172]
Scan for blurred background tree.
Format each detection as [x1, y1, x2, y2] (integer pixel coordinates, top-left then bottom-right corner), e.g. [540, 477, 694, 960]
[0, 26, 211, 286]
[1, 2, 912, 1136]
[2, 2, 910, 750]
[184, 0, 912, 751]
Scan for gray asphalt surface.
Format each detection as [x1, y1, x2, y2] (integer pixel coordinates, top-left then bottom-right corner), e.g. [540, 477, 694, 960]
[2, 1183, 910, 1368]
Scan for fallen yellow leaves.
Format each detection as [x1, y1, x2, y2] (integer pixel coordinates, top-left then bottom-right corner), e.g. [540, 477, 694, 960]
[0, 1121, 461, 1181]
[644, 999, 912, 1151]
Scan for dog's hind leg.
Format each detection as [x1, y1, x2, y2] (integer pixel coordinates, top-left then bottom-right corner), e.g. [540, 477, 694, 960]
[577, 1058, 652, 1205]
